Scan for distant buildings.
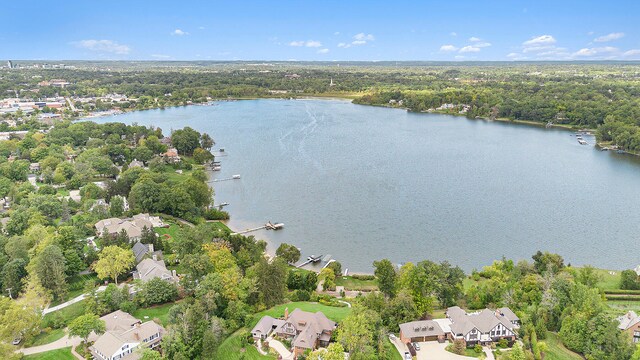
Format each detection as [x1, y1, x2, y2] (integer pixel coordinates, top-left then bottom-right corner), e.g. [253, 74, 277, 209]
[6, 60, 13, 69]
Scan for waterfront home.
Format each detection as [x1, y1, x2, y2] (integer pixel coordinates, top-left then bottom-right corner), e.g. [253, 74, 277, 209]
[252, 308, 337, 357]
[89, 310, 164, 360]
[132, 257, 178, 283]
[446, 306, 518, 346]
[163, 148, 181, 163]
[94, 213, 163, 240]
[617, 311, 640, 343]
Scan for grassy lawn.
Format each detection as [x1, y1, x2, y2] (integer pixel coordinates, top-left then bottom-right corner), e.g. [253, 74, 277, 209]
[251, 301, 352, 326]
[431, 308, 447, 319]
[606, 299, 640, 316]
[216, 330, 275, 360]
[43, 300, 86, 327]
[208, 220, 231, 232]
[590, 268, 622, 291]
[385, 338, 403, 360]
[30, 328, 66, 347]
[154, 222, 182, 239]
[50, 273, 98, 306]
[336, 276, 378, 291]
[132, 302, 177, 326]
[23, 347, 75, 360]
[542, 332, 583, 360]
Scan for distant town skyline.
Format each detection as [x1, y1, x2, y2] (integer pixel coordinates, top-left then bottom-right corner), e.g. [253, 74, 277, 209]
[2, 0, 640, 61]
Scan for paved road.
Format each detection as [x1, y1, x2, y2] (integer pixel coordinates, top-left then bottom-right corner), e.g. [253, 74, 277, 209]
[18, 333, 81, 356]
[483, 346, 496, 360]
[42, 285, 107, 315]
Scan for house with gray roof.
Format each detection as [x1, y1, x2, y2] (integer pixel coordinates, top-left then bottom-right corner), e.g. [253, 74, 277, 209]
[132, 241, 161, 264]
[89, 310, 164, 360]
[399, 320, 446, 343]
[94, 213, 163, 241]
[252, 308, 336, 357]
[617, 311, 640, 343]
[445, 306, 519, 345]
[133, 258, 178, 283]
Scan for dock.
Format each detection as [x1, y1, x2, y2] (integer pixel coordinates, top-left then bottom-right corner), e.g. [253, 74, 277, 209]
[230, 221, 284, 235]
[297, 254, 332, 269]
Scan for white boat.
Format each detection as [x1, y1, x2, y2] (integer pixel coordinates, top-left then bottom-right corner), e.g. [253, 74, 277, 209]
[232, 174, 241, 179]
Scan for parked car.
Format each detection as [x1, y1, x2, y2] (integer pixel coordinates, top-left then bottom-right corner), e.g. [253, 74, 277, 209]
[413, 342, 421, 351]
[12, 338, 21, 345]
[404, 351, 412, 360]
[389, 333, 397, 340]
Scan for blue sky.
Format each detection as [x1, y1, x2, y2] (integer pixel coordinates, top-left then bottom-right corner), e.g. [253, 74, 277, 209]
[2, 0, 640, 61]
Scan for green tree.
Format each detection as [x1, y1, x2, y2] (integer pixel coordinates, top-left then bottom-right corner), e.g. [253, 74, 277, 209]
[137, 278, 179, 306]
[337, 304, 379, 358]
[374, 259, 397, 298]
[171, 127, 201, 156]
[275, 243, 301, 264]
[109, 195, 125, 217]
[192, 147, 213, 164]
[620, 269, 640, 290]
[93, 246, 135, 285]
[1, 258, 27, 296]
[200, 133, 215, 151]
[68, 314, 106, 344]
[250, 257, 288, 308]
[34, 244, 67, 300]
[319, 267, 336, 291]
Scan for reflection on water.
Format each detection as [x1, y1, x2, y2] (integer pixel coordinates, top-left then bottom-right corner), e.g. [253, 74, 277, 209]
[98, 99, 640, 272]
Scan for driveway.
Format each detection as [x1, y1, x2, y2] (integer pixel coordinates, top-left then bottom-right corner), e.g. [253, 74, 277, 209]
[414, 342, 476, 360]
[18, 334, 81, 356]
[43, 285, 107, 315]
[268, 337, 293, 360]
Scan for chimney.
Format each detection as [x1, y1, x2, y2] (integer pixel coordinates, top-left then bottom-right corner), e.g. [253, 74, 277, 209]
[284, 307, 289, 319]
[148, 243, 154, 253]
[172, 270, 177, 277]
[152, 254, 157, 261]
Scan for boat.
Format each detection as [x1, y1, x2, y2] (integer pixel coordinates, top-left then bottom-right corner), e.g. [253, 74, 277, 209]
[212, 166, 221, 171]
[232, 174, 241, 179]
[578, 139, 588, 145]
[307, 255, 323, 262]
[617, 150, 625, 154]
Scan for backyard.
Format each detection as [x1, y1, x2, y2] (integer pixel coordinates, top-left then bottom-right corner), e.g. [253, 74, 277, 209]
[23, 347, 75, 360]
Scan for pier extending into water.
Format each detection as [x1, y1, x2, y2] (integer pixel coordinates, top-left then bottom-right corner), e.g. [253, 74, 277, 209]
[230, 221, 284, 235]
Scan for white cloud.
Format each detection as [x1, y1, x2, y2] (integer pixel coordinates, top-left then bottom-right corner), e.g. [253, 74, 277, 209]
[198, 26, 205, 30]
[72, 39, 130, 54]
[172, 29, 189, 36]
[594, 32, 625, 42]
[317, 48, 329, 54]
[475, 42, 492, 48]
[337, 42, 350, 48]
[623, 49, 640, 57]
[289, 40, 322, 48]
[523, 35, 556, 46]
[354, 33, 375, 41]
[573, 46, 618, 57]
[439, 44, 458, 52]
[469, 37, 481, 42]
[450, 32, 457, 36]
[459, 46, 480, 53]
[334, 32, 340, 35]
[351, 40, 367, 45]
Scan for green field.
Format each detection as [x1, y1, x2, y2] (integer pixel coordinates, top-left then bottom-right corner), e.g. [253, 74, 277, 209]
[23, 347, 75, 360]
[591, 268, 622, 291]
[42, 300, 86, 326]
[208, 220, 231, 232]
[251, 301, 352, 326]
[30, 328, 66, 347]
[216, 330, 276, 360]
[542, 332, 583, 360]
[154, 222, 182, 240]
[336, 276, 378, 291]
[132, 301, 177, 326]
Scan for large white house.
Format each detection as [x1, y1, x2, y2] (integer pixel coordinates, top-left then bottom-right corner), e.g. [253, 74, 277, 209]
[89, 310, 164, 360]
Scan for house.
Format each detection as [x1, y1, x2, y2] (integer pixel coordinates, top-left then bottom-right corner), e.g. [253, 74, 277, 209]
[163, 148, 180, 163]
[29, 162, 40, 172]
[94, 213, 163, 240]
[132, 241, 159, 264]
[252, 308, 336, 357]
[89, 310, 164, 360]
[159, 137, 172, 146]
[617, 311, 640, 343]
[129, 159, 144, 168]
[133, 258, 178, 283]
[399, 320, 447, 343]
[446, 306, 518, 346]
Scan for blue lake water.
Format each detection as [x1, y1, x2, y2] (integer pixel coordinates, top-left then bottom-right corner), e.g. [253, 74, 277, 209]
[97, 99, 640, 272]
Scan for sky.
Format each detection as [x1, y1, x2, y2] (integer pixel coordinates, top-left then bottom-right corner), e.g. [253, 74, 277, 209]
[2, 0, 640, 61]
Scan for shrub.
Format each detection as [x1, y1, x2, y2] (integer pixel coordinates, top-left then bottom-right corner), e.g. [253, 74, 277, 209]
[498, 338, 509, 348]
[203, 208, 230, 220]
[452, 339, 466, 355]
[474, 344, 483, 353]
[351, 274, 375, 280]
[136, 278, 179, 306]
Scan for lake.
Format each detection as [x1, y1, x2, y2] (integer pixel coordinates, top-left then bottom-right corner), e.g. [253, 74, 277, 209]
[98, 99, 640, 272]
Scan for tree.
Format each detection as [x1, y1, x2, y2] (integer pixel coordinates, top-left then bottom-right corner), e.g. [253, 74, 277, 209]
[171, 127, 201, 156]
[68, 314, 106, 343]
[200, 133, 215, 150]
[620, 269, 640, 290]
[327, 261, 342, 278]
[250, 258, 288, 308]
[136, 278, 179, 306]
[139, 348, 163, 360]
[576, 265, 601, 288]
[109, 195, 125, 217]
[319, 267, 336, 291]
[532, 251, 565, 275]
[308, 343, 345, 360]
[374, 259, 397, 298]
[93, 246, 135, 285]
[34, 244, 67, 300]
[275, 243, 300, 264]
[337, 304, 379, 358]
[131, 146, 154, 163]
[1, 258, 27, 296]
[192, 147, 213, 164]
[128, 178, 163, 213]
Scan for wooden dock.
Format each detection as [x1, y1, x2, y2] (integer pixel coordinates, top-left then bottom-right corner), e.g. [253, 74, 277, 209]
[231, 221, 284, 235]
